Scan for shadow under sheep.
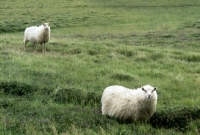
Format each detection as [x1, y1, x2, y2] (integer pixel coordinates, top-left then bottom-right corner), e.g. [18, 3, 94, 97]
[112, 107, 200, 132]
[149, 107, 200, 132]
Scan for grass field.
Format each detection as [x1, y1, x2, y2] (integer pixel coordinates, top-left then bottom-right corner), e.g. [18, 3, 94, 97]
[1, 0, 200, 134]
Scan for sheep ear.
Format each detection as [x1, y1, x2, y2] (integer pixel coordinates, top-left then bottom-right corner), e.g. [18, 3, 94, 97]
[153, 87, 157, 91]
[142, 87, 145, 91]
[48, 22, 50, 26]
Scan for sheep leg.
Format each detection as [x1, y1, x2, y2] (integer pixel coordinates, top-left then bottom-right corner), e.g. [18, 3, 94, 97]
[41, 43, 43, 52]
[24, 43, 26, 51]
[42, 43, 46, 52]
[34, 44, 37, 50]
[44, 43, 46, 52]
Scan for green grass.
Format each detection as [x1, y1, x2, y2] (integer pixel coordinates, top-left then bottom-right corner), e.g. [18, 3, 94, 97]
[1, 0, 200, 134]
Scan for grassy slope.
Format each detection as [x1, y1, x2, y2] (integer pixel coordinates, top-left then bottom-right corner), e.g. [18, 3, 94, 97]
[1, 0, 200, 134]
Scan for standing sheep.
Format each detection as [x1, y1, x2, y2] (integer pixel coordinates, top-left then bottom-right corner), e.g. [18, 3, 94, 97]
[101, 84, 157, 122]
[24, 22, 50, 52]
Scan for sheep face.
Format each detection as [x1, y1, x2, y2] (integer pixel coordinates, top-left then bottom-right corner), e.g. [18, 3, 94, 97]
[43, 23, 50, 30]
[142, 85, 156, 99]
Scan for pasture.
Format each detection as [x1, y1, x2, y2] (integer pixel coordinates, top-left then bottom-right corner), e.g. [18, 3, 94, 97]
[0, 0, 200, 134]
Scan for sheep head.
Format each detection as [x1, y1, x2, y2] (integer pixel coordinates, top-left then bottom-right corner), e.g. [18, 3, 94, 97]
[42, 22, 50, 30]
[142, 85, 157, 99]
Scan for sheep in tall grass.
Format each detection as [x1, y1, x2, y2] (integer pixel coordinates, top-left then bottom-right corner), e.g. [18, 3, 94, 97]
[101, 84, 157, 122]
[24, 23, 50, 52]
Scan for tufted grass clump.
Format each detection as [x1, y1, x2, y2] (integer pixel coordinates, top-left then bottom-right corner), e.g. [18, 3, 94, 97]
[51, 88, 101, 106]
[0, 81, 38, 96]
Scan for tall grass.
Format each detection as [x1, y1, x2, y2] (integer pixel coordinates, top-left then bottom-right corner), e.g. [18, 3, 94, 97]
[0, 0, 200, 134]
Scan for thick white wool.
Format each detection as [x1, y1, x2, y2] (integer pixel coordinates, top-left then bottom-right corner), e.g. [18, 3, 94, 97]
[101, 84, 157, 122]
[24, 23, 50, 52]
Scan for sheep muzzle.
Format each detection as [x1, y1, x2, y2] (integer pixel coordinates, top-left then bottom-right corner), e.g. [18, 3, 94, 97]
[147, 94, 151, 98]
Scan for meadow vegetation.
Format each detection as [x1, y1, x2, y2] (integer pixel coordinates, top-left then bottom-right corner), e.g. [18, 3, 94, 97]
[0, 0, 200, 134]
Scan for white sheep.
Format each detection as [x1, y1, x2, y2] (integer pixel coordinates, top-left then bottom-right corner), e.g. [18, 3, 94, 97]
[101, 84, 157, 122]
[24, 23, 50, 52]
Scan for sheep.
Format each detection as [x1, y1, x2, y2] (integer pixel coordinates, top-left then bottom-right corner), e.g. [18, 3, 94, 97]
[101, 84, 157, 122]
[24, 22, 50, 52]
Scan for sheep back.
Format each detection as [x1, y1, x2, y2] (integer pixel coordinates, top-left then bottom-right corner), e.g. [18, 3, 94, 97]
[101, 85, 157, 122]
[24, 26, 38, 44]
